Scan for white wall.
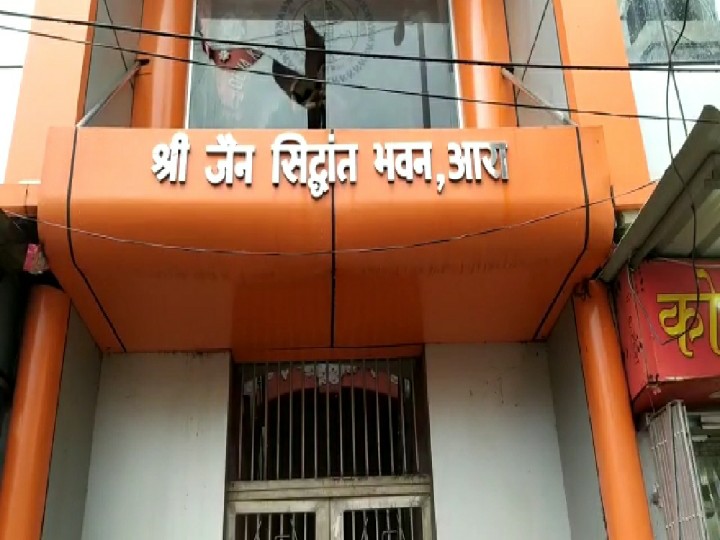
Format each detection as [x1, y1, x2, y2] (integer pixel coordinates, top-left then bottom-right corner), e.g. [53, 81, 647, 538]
[42, 308, 102, 540]
[546, 304, 607, 540]
[505, 0, 569, 127]
[425, 343, 572, 540]
[0, 0, 34, 184]
[80, 352, 230, 540]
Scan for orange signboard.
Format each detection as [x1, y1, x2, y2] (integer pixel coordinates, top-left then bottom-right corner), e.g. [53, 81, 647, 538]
[37, 125, 613, 357]
[617, 261, 720, 412]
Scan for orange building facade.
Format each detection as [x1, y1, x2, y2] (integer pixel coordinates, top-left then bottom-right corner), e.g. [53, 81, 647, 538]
[0, 0, 659, 538]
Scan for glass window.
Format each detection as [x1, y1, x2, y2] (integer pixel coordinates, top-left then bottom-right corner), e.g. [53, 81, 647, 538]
[617, 0, 720, 63]
[187, 0, 458, 129]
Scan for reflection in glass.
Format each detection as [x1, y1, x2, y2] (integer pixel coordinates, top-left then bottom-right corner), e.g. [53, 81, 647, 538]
[618, 0, 720, 63]
[325, 0, 458, 129]
[187, 0, 458, 129]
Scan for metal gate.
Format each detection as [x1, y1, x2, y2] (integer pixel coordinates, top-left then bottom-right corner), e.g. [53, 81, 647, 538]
[647, 400, 707, 540]
[226, 358, 434, 540]
[225, 477, 433, 540]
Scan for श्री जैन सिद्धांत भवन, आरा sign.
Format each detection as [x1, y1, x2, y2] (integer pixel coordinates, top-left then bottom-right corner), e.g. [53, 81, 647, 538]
[151, 131, 509, 200]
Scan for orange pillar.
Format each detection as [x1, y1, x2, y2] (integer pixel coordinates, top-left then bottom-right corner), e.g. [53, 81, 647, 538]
[0, 286, 70, 540]
[552, 0, 650, 210]
[573, 281, 653, 540]
[131, 0, 194, 128]
[451, 0, 516, 128]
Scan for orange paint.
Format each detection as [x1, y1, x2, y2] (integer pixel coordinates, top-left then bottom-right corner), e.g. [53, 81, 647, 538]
[0, 183, 39, 217]
[234, 346, 423, 363]
[532, 128, 615, 338]
[5, 0, 96, 185]
[0, 286, 70, 540]
[131, 0, 194, 128]
[38, 126, 613, 353]
[451, 0, 516, 128]
[552, 0, 652, 210]
[573, 281, 654, 540]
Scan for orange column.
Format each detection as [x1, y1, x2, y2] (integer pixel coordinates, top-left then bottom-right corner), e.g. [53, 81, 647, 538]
[0, 286, 70, 540]
[451, 0, 516, 128]
[131, 0, 194, 128]
[573, 281, 653, 540]
[552, 0, 650, 210]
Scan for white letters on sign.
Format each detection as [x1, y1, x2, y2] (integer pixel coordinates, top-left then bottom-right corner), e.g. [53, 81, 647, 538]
[151, 132, 190, 184]
[448, 141, 509, 183]
[151, 131, 509, 200]
[205, 133, 255, 186]
[271, 132, 359, 200]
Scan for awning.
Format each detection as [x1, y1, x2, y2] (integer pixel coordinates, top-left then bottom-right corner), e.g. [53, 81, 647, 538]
[600, 105, 720, 281]
[35, 125, 614, 357]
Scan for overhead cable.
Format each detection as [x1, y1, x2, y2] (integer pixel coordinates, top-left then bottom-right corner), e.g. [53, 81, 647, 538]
[1, 8, 720, 73]
[0, 22, 717, 126]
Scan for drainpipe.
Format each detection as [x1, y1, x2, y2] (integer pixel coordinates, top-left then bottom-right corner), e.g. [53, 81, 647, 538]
[573, 281, 654, 540]
[0, 286, 70, 540]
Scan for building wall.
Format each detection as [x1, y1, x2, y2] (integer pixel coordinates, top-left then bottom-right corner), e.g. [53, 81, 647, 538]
[424, 343, 573, 540]
[83, 0, 143, 127]
[546, 303, 607, 540]
[41, 314, 232, 540]
[42, 308, 102, 540]
[505, 0, 569, 127]
[0, 0, 34, 183]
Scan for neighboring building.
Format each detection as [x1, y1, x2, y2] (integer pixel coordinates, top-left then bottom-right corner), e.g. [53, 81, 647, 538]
[1, 0, 718, 539]
[618, 0, 720, 180]
[608, 2, 720, 539]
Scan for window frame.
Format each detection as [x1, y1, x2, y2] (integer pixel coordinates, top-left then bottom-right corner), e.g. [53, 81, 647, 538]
[183, 0, 461, 130]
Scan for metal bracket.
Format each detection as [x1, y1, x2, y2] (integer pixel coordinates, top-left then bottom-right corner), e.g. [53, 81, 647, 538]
[77, 58, 148, 127]
[501, 67, 577, 127]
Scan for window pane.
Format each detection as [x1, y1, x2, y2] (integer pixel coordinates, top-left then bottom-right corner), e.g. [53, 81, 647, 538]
[187, 0, 458, 129]
[618, 0, 720, 63]
[325, 0, 458, 128]
[188, 0, 317, 129]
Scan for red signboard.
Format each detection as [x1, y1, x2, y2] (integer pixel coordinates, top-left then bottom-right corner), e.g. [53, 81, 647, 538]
[616, 260, 720, 413]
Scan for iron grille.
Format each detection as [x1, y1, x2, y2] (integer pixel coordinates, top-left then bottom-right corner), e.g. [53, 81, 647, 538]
[647, 401, 707, 540]
[227, 359, 428, 482]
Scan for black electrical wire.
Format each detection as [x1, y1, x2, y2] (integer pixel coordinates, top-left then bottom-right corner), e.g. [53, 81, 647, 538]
[0, 65, 22, 69]
[1, 21, 718, 127]
[0, 8, 701, 262]
[659, 0, 700, 355]
[2, 8, 720, 73]
[3, 182, 654, 257]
